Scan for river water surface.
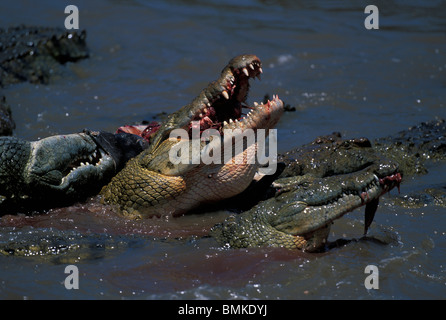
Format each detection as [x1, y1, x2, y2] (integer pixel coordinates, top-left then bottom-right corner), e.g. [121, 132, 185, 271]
[0, 0, 445, 299]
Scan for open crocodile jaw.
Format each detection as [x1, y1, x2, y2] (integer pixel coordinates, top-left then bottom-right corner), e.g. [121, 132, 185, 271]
[188, 55, 263, 135]
[116, 55, 281, 147]
[147, 55, 277, 149]
[48, 129, 153, 190]
[101, 55, 284, 218]
[27, 133, 115, 191]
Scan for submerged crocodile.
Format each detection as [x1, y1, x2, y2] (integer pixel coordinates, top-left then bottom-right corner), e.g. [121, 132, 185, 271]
[211, 134, 401, 250]
[211, 118, 446, 248]
[0, 25, 88, 87]
[0, 25, 89, 143]
[374, 118, 446, 207]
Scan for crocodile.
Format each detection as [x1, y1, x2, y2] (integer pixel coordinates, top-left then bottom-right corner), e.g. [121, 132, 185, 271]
[210, 134, 401, 251]
[0, 25, 88, 87]
[100, 55, 284, 219]
[373, 118, 446, 176]
[0, 130, 148, 213]
[373, 118, 446, 208]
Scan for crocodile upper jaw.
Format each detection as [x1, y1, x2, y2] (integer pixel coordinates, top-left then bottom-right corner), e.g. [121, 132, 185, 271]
[148, 55, 265, 151]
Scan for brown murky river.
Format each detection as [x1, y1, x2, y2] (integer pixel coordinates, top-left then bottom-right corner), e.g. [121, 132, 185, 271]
[0, 0, 445, 299]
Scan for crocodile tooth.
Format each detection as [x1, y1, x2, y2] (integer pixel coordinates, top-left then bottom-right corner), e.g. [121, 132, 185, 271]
[207, 103, 211, 107]
[249, 63, 255, 70]
[199, 113, 203, 118]
[229, 118, 233, 123]
[259, 67, 263, 73]
[254, 102, 259, 107]
[88, 155, 93, 162]
[373, 174, 379, 183]
[242, 67, 249, 77]
[222, 90, 230, 100]
[203, 107, 208, 114]
[223, 121, 228, 126]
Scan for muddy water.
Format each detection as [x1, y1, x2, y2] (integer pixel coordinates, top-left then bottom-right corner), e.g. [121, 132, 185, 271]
[0, 0, 445, 299]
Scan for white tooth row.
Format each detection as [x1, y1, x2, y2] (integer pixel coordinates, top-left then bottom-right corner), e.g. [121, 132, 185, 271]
[250, 95, 279, 109]
[66, 152, 102, 175]
[63, 159, 98, 184]
[68, 162, 91, 175]
[222, 105, 259, 126]
[223, 118, 239, 126]
[221, 62, 263, 101]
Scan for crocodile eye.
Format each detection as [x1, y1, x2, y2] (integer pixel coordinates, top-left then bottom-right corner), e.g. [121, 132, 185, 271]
[208, 174, 213, 178]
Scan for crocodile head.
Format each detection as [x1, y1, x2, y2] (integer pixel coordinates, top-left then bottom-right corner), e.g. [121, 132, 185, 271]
[17, 132, 120, 206]
[101, 55, 284, 218]
[0, 130, 148, 211]
[211, 135, 402, 252]
[148, 54, 266, 150]
[26, 130, 150, 194]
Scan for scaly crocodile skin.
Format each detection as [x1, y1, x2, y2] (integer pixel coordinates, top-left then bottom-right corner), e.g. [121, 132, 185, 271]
[101, 55, 284, 218]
